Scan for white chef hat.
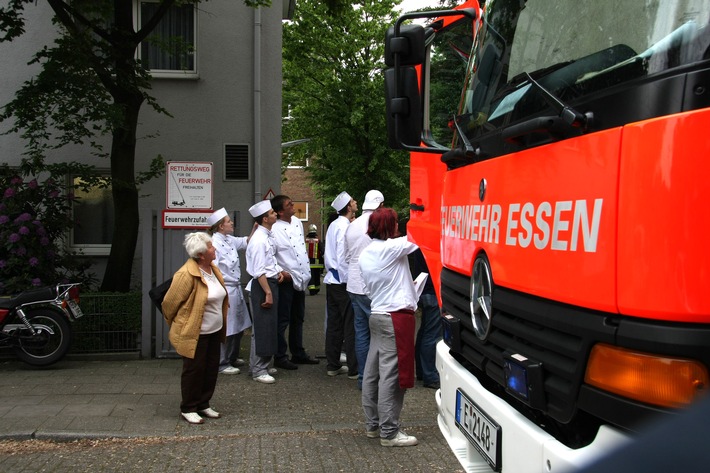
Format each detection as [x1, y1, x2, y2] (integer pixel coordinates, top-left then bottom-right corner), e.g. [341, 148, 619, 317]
[362, 190, 384, 210]
[206, 207, 228, 227]
[331, 191, 352, 212]
[249, 200, 273, 218]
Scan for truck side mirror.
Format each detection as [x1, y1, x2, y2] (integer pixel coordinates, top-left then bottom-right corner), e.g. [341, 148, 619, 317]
[384, 24, 425, 148]
[385, 66, 422, 148]
[385, 24, 426, 66]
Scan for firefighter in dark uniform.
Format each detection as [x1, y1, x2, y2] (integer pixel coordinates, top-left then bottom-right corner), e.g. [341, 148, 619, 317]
[305, 224, 323, 295]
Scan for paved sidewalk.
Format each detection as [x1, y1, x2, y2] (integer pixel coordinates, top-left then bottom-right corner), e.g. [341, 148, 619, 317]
[0, 291, 462, 472]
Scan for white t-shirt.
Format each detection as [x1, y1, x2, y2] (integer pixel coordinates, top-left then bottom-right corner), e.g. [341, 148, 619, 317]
[359, 236, 419, 313]
[200, 271, 226, 334]
[344, 210, 373, 295]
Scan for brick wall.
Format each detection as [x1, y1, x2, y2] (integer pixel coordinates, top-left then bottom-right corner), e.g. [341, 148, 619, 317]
[282, 167, 326, 240]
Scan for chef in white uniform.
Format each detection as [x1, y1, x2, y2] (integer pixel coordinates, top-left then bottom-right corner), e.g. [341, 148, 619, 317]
[207, 207, 255, 374]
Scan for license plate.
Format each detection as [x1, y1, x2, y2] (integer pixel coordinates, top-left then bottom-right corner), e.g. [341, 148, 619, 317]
[455, 389, 501, 471]
[66, 299, 83, 318]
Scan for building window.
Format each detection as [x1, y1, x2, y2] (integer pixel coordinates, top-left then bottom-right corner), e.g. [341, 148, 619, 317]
[71, 176, 114, 256]
[224, 144, 250, 181]
[139, 1, 197, 77]
[293, 201, 308, 221]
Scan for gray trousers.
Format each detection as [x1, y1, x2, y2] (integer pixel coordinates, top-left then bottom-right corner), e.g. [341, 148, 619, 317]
[362, 312, 406, 439]
[248, 279, 278, 377]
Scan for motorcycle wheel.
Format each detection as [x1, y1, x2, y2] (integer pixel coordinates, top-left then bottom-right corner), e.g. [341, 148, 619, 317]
[13, 308, 72, 367]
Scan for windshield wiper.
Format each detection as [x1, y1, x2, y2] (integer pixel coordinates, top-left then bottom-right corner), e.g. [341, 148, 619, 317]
[523, 72, 591, 128]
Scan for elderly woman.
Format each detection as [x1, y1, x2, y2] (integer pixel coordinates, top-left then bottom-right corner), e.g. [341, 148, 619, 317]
[359, 208, 420, 447]
[206, 208, 255, 375]
[162, 232, 228, 424]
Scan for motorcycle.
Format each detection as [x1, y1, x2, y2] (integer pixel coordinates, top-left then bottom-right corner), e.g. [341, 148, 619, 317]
[0, 283, 82, 366]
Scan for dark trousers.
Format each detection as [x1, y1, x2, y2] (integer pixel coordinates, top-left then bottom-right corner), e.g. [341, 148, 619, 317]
[325, 282, 357, 373]
[180, 331, 221, 413]
[277, 283, 307, 360]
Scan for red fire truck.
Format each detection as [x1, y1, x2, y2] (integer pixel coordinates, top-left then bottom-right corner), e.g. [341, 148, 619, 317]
[385, 1, 710, 471]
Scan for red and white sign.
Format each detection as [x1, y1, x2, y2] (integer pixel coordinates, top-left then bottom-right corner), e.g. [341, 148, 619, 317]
[166, 161, 213, 209]
[162, 209, 213, 229]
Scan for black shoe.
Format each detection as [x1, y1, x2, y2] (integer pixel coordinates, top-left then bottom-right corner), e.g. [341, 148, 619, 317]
[423, 381, 440, 389]
[291, 355, 320, 365]
[274, 358, 298, 370]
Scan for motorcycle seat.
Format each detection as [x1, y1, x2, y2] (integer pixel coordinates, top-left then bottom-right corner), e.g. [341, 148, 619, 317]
[0, 287, 56, 309]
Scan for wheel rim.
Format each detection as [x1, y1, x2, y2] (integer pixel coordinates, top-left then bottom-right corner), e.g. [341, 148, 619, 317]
[18, 315, 65, 360]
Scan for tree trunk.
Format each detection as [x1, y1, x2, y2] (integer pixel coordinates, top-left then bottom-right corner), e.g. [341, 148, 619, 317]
[100, 95, 143, 292]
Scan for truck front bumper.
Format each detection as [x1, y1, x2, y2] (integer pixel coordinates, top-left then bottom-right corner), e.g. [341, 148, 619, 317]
[435, 341, 631, 473]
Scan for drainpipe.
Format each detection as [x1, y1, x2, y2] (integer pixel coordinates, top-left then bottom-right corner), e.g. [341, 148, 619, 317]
[253, 7, 262, 203]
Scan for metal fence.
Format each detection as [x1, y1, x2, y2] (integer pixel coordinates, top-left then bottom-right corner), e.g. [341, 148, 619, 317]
[69, 292, 142, 354]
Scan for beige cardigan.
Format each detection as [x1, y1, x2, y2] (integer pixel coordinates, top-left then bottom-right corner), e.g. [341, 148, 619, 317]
[161, 258, 228, 358]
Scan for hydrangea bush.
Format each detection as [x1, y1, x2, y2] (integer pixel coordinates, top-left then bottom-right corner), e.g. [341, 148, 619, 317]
[0, 165, 94, 295]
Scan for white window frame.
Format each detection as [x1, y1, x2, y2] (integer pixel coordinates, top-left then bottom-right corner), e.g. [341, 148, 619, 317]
[69, 173, 114, 256]
[136, 0, 199, 79]
[293, 201, 309, 221]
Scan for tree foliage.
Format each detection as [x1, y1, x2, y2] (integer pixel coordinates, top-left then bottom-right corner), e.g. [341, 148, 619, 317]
[282, 0, 411, 216]
[0, 0, 270, 292]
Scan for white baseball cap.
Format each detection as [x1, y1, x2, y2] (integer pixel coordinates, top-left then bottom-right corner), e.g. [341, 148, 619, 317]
[206, 208, 228, 227]
[249, 200, 273, 218]
[362, 190, 384, 211]
[331, 191, 352, 212]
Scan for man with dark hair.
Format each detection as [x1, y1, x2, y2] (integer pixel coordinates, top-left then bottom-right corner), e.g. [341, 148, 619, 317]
[270, 195, 319, 370]
[324, 191, 358, 377]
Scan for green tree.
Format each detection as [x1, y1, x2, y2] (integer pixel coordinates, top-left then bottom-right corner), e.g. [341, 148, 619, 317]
[0, 0, 271, 292]
[282, 0, 410, 216]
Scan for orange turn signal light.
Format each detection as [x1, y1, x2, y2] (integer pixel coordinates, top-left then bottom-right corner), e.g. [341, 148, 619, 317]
[585, 343, 708, 408]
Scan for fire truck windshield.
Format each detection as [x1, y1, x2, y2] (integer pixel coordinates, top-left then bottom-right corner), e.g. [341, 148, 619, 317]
[458, 0, 710, 142]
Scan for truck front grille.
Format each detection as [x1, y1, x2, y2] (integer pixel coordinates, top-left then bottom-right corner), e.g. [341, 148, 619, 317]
[440, 268, 616, 423]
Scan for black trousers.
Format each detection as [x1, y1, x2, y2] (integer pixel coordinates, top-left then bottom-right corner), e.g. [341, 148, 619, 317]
[180, 331, 221, 413]
[325, 282, 357, 373]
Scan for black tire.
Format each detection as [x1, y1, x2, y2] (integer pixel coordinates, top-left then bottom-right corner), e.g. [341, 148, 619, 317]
[13, 308, 72, 366]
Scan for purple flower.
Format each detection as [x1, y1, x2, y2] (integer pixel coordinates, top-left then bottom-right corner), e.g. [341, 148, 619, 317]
[36, 226, 47, 236]
[28, 179, 38, 189]
[3, 188, 15, 198]
[15, 213, 32, 223]
[29, 257, 39, 267]
[8, 233, 20, 243]
[18, 226, 30, 235]
[31, 278, 41, 286]
[49, 190, 60, 198]
[40, 237, 50, 246]
[16, 246, 26, 256]
[0, 260, 5, 269]
[0, 215, 8, 224]
[10, 176, 22, 185]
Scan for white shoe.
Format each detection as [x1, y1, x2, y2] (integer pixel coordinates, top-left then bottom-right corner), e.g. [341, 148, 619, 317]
[380, 431, 418, 447]
[220, 366, 241, 375]
[327, 366, 349, 376]
[268, 367, 278, 374]
[366, 428, 380, 439]
[253, 374, 276, 384]
[198, 407, 221, 419]
[181, 412, 204, 424]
